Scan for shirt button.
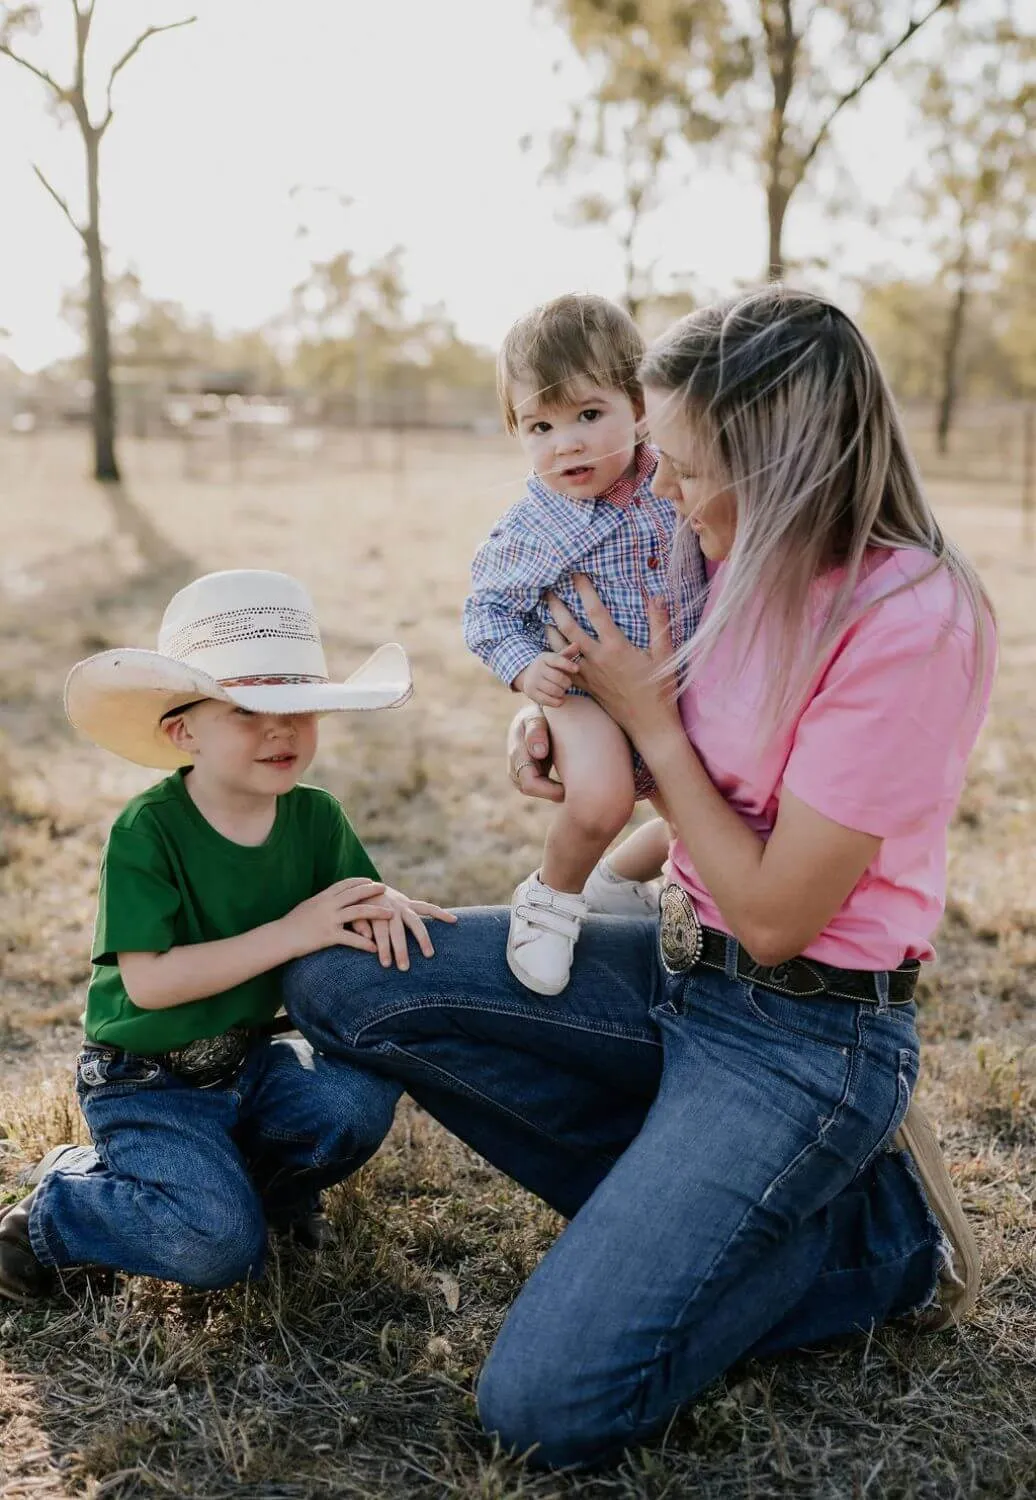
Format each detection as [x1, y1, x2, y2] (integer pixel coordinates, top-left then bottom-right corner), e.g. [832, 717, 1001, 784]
[633, 496, 642, 507]
[647, 555, 660, 569]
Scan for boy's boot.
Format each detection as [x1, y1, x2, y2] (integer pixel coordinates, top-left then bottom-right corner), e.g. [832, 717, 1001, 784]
[18, 1142, 92, 1186]
[278, 1209, 333, 1252]
[0, 1190, 54, 1304]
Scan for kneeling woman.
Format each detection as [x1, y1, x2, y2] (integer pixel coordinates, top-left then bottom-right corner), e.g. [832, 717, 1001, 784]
[286, 288, 995, 1469]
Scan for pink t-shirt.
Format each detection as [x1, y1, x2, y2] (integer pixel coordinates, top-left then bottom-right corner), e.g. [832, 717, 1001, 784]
[669, 548, 995, 970]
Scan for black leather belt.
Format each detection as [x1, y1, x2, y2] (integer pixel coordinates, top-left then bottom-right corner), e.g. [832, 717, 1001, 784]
[83, 1015, 295, 1089]
[658, 884, 918, 1007]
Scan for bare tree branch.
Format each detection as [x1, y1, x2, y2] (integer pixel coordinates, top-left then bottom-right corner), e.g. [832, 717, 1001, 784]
[0, 41, 65, 101]
[101, 16, 196, 130]
[32, 162, 85, 240]
[798, 0, 953, 183]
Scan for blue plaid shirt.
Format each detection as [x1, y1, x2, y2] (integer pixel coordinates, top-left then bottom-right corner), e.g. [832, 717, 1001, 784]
[463, 445, 707, 688]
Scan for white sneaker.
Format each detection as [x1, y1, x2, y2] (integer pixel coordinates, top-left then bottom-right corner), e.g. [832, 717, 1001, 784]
[507, 872, 588, 996]
[583, 858, 662, 919]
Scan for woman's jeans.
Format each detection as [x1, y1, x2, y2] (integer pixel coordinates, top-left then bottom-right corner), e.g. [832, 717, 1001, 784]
[285, 908, 943, 1470]
[30, 1036, 398, 1289]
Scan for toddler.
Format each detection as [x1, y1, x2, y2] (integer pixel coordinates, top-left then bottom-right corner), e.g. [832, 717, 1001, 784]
[463, 294, 706, 994]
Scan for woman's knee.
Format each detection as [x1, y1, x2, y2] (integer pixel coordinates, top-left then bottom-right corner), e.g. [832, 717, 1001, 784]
[476, 1330, 627, 1471]
[283, 947, 379, 1043]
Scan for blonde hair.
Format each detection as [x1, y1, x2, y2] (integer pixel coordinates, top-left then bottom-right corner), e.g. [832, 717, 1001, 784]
[498, 293, 645, 433]
[640, 286, 993, 732]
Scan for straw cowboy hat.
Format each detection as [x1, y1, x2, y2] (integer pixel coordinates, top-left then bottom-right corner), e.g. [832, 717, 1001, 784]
[65, 569, 413, 770]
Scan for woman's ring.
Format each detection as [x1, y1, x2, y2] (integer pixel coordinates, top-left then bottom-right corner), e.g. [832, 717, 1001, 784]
[510, 756, 534, 786]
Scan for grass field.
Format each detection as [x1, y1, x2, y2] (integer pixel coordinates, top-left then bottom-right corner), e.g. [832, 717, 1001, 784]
[0, 428, 1034, 1498]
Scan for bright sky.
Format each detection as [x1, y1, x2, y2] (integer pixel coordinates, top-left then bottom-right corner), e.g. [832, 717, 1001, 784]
[0, 0, 940, 372]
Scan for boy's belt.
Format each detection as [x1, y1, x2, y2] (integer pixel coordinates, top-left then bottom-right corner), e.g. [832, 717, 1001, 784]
[658, 884, 919, 1007]
[84, 1015, 295, 1090]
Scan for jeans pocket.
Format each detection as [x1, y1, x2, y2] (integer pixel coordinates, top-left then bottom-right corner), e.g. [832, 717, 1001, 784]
[77, 1049, 163, 1094]
[854, 1047, 919, 1180]
[741, 983, 860, 1053]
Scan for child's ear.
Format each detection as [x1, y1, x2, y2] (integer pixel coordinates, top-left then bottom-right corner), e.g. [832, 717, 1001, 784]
[162, 714, 197, 757]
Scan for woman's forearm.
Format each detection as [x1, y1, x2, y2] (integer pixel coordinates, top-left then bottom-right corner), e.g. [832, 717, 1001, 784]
[641, 725, 878, 965]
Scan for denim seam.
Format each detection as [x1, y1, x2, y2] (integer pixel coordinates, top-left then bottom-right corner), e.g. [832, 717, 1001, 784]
[377, 1041, 619, 1162]
[255, 1128, 315, 1145]
[854, 1048, 917, 1182]
[27, 1176, 71, 1269]
[740, 983, 860, 1053]
[896, 1144, 951, 1313]
[620, 1012, 863, 1430]
[349, 995, 663, 1050]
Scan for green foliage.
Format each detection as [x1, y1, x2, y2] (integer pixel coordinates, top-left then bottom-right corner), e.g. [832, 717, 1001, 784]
[56, 251, 495, 402]
[910, 11, 1035, 283]
[287, 246, 493, 396]
[541, 0, 958, 277]
[889, 9, 1036, 441]
[998, 239, 1036, 394]
[859, 275, 1020, 402]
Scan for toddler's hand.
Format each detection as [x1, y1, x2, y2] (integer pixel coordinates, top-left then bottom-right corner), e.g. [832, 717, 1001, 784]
[514, 651, 580, 709]
[280, 878, 392, 960]
[353, 886, 457, 971]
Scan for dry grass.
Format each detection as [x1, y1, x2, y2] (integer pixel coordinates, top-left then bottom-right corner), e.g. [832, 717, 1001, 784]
[1, 428, 1034, 1499]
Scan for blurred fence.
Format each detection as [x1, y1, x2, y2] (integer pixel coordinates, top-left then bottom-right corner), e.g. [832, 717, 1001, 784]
[1, 381, 1033, 529]
[901, 400, 1033, 488]
[901, 400, 1035, 541]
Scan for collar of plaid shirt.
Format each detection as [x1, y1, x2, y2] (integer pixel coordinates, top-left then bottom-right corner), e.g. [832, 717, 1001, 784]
[599, 441, 657, 508]
[528, 442, 657, 519]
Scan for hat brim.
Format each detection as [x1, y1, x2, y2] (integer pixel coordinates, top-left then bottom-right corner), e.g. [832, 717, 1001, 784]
[65, 643, 413, 769]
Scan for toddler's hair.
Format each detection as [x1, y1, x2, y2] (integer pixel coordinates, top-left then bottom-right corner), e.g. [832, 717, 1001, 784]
[498, 294, 644, 433]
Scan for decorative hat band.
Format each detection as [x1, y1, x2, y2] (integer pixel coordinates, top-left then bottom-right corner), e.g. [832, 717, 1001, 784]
[217, 673, 329, 687]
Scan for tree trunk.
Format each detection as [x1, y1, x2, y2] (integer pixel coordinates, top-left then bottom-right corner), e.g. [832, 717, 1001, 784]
[935, 272, 968, 457]
[84, 128, 119, 482]
[621, 186, 643, 320]
[767, 183, 789, 282]
[761, 2, 796, 282]
[622, 232, 640, 320]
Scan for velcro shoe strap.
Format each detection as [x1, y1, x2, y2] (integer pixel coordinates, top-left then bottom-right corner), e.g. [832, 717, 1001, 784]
[516, 886, 586, 941]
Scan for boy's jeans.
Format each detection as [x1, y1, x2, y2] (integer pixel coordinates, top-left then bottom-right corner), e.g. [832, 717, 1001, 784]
[30, 1035, 399, 1289]
[285, 908, 943, 1470]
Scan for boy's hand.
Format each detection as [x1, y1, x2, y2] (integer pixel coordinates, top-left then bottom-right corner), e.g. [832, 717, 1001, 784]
[513, 649, 581, 708]
[350, 886, 457, 971]
[280, 878, 393, 960]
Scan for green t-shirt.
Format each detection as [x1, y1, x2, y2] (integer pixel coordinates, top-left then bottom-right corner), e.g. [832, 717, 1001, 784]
[85, 769, 380, 1054]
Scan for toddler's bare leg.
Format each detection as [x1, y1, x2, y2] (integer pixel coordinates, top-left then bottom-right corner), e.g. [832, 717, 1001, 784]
[606, 817, 671, 884]
[540, 698, 636, 895]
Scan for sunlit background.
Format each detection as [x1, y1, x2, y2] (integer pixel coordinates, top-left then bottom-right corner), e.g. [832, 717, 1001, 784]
[0, 0, 982, 373]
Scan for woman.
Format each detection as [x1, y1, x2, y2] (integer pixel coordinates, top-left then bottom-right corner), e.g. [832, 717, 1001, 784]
[285, 288, 995, 1469]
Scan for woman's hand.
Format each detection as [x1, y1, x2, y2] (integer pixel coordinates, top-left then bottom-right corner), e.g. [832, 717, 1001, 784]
[546, 576, 683, 750]
[507, 702, 565, 803]
[349, 887, 457, 971]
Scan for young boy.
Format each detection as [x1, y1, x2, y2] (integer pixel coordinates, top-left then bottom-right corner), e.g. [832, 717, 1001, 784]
[0, 569, 452, 1304]
[463, 294, 707, 996]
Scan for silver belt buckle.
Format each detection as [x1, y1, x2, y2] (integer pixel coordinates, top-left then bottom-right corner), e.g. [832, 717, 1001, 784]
[170, 1029, 249, 1086]
[659, 883, 704, 976]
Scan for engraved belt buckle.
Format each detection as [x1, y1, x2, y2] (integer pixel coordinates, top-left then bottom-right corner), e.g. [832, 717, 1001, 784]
[169, 1028, 249, 1087]
[659, 883, 704, 976]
